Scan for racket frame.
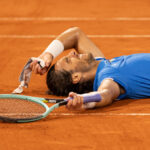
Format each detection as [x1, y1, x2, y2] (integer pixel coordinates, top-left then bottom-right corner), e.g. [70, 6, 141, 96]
[0, 94, 66, 123]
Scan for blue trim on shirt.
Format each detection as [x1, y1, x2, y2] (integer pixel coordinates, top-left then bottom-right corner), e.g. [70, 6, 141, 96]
[95, 57, 106, 61]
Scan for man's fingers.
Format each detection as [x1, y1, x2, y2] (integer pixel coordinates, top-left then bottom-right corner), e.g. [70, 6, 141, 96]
[30, 62, 33, 69]
[32, 60, 38, 66]
[37, 65, 43, 74]
[40, 67, 48, 75]
[30, 60, 38, 70]
[69, 92, 76, 97]
[30, 59, 48, 75]
[45, 61, 51, 67]
[33, 64, 42, 74]
[72, 98, 76, 107]
[73, 95, 79, 106]
[77, 96, 81, 105]
[33, 65, 37, 74]
[67, 95, 82, 110]
[67, 100, 73, 109]
[30, 52, 53, 74]
[30, 62, 35, 69]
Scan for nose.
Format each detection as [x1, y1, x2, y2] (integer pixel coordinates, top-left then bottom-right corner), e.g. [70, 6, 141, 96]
[69, 51, 78, 57]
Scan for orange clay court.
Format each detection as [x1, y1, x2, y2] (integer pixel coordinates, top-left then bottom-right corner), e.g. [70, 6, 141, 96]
[1, 0, 150, 149]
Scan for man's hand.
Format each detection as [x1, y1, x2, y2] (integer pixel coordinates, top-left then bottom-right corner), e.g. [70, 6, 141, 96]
[30, 52, 53, 75]
[66, 92, 84, 111]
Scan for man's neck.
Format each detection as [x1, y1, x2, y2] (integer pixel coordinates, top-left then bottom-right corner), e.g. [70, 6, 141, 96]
[83, 60, 101, 82]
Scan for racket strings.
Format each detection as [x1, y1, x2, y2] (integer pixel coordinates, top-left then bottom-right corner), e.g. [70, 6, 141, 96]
[0, 98, 46, 119]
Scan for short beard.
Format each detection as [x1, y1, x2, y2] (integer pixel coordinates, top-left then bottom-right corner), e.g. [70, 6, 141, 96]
[87, 53, 95, 64]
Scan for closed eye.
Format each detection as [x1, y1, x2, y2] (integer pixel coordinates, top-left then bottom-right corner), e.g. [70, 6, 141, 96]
[65, 57, 71, 64]
[65, 57, 69, 63]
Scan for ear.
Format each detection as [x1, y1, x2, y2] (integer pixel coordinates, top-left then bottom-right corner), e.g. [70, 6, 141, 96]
[71, 72, 82, 84]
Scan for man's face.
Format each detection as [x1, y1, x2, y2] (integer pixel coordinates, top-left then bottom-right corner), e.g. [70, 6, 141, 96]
[55, 51, 96, 73]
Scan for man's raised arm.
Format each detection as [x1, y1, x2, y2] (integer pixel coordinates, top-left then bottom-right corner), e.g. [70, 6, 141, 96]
[56, 27, 104, 57]
[30, 27, 104, 75]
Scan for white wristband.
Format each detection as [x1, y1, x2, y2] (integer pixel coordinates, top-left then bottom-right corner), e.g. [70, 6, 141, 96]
[44, 40, 64, 58]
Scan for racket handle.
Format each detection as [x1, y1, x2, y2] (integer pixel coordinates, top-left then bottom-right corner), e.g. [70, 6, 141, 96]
[58, 100, 68, 106]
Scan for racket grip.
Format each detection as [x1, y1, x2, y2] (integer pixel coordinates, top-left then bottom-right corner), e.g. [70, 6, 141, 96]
[59, 101, 68, 106]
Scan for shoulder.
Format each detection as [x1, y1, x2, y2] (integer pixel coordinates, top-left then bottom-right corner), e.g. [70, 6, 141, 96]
[93, 59, 119, 91]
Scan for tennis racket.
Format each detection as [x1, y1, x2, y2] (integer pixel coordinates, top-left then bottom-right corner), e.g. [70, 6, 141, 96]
[0, 94, 67, 123]
[0, 94, 101, 123]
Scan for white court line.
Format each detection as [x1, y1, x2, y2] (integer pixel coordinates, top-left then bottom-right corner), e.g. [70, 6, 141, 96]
[0, 17, 150, 21]
[89, 35, 150, 38]
[1, 113, 150, 116]
[108, 17, 150, 21]
[0, 17, 97, 21]
[0, 35, 150, 38]
[49, 113, 150, 116]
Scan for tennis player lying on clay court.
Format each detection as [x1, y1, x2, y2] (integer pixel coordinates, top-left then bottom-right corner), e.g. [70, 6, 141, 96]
[30, 27, 150, 110]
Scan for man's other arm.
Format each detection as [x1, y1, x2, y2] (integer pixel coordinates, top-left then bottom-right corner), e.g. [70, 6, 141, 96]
[66, 79, 122, 110]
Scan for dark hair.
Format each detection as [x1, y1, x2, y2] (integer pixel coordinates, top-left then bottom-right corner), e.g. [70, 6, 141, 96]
[46, 64, 94, 96]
